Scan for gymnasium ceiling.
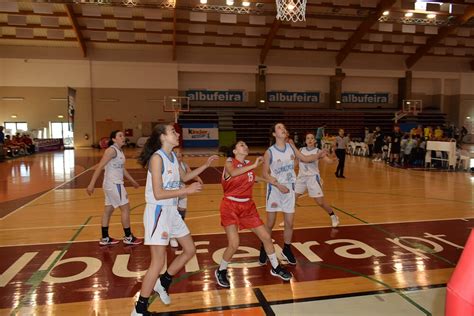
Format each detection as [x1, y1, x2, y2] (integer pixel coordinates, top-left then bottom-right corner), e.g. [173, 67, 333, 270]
[0, 0, 473, 68]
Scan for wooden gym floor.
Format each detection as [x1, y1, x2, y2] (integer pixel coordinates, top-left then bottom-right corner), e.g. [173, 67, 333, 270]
[0, 147, 473, 316]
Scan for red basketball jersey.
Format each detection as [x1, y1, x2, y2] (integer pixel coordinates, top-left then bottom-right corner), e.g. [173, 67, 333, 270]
[221, 158, 255, 198]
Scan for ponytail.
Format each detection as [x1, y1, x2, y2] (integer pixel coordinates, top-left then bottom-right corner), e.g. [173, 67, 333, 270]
[138, 124, 169, 167]
[108, 130, 120, 147]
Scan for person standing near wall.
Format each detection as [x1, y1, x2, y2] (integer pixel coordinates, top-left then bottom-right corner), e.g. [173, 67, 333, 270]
[316, 123, 326, 149]
[334, 129, 348, 178]
[364, 127, 374, 157]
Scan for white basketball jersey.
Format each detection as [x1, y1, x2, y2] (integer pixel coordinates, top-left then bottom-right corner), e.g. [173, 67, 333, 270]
[145, 149, 180, 205]
[103, 145, 124, 184]
[268, 143, 296, 184]
[298, 147, 320, 177]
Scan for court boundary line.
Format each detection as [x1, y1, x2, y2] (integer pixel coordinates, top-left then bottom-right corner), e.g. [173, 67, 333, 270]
[0, 165, 96, 221]
[269, 283, 446, 307]
[150, 283, 446, 315]
[253, 288, 275, 316]
[0, 217, 471, 246]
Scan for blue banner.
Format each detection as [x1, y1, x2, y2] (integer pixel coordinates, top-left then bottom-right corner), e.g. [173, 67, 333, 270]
[267, 91, 320, 103]
[186, 90, 244, 102]
[182, 123, 219, 147]
[341, 93, 390, 104]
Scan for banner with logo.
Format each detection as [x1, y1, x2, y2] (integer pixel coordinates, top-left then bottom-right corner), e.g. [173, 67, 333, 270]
[186, 90, 245, 102]
[267, 91, 320, 103]
[35, 139, 64, 152]
[342, 92, 390, 104]
[182, 123, 219, 147]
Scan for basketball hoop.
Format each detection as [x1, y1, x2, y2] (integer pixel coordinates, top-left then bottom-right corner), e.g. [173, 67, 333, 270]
[276, 0, 307, 22]
[163, 96, 190, 124]
[402, 100, 423, 115]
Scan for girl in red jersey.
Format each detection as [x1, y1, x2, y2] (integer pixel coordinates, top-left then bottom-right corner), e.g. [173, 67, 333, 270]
[215, 141, 292, 288]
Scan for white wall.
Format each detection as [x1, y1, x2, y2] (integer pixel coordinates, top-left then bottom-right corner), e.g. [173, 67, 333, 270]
[267, 74, 328, 93]
[343, 77, 398, 94]
[460, 73, 474, 95]
[0, 59, 178, 89]
[178, 72, 255, 91]
[0, 59, 91, 88]
[412, 78, 440, 94]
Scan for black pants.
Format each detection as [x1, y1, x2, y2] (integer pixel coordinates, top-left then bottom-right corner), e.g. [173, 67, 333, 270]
[335, 149, 346, 177]
[316, 139, 322, 149]
[368, 144, 373, 157]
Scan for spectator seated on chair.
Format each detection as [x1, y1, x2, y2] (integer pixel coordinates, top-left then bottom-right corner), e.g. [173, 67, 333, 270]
[434, 126, 444, 140]
[21, 134, 35, 154]
[12, 135, 29, 155]
[4, 135, 22, 157]
[411, 136, 426, 167]
[456, 147, 470, 171]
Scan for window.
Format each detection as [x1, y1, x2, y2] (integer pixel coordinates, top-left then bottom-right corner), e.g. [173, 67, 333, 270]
[50, 122, 74, 147]
[4, 122, 28, 135]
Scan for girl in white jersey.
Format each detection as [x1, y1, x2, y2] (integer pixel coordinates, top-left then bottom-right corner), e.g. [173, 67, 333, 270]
[169, 147, 203, 248]
[259, 123, 326, 266]
[132, 124, 218, 316]
[295, 132, 339, 227]
[87, 130, 142, 246]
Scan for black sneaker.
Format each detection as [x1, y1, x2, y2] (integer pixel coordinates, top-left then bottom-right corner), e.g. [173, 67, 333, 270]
[214, 269, 230, 288]
[258, 245, 267, 265]
[131, 305, 151, 316]
[282, 246, 297, 265]
[270, 265, 292, 281]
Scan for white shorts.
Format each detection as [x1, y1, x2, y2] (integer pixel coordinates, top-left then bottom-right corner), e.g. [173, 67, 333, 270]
[178, 197, 187, 210]
[143, 204, 190, 246]
[103, 183, 129, 208]
[266, 183, 295, 213]
[295, 175, 324, 198]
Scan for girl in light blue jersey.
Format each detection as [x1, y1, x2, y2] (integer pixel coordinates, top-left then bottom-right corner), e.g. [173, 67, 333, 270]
[259, 123, 326, 266]
[132, 124, 218, 316]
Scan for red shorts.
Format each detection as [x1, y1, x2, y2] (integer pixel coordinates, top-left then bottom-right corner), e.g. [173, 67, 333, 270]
[219, 197, 264, 230]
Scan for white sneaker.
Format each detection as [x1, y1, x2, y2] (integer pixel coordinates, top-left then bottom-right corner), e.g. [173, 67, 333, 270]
[331, 214, 340, 228]
[278, 221, 285, 227]
[170, 238, 179, 248]
[154, 278, 171, 305]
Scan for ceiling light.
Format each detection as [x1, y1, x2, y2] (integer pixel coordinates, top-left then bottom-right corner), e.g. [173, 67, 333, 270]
[336, 100, 341, 104]
[427, 13, 436, 19]
[242, 1, 250, 6]
[2, 97, 24, 101]
[467, 116, 471, 119]
[259, 99, 265, 103]
[200, 0, 207, 3]
[382, 10, 389, 16]
[287, 2, 295, 11]
[405, 12, 413, 17]
[58, 115, 64, 118]
[171, 98, 177, 102]
[226, 0, 234, 5]
[11, 115, 18, 118]
[97, 98, 119, 102]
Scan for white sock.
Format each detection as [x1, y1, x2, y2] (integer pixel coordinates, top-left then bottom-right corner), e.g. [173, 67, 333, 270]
[219, 259, 229, 271]
[268, 252, 279, 269]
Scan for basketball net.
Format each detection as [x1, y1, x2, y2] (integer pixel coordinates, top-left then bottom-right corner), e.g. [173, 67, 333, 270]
[276, 0, 307, 22]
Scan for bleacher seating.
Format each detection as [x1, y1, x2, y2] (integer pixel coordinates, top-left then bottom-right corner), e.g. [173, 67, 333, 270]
[179, 108, 447, 147]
